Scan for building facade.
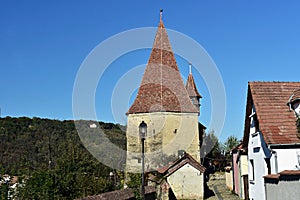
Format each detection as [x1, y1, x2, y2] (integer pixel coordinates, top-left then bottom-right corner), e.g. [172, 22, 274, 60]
[242, 82, 300, 200]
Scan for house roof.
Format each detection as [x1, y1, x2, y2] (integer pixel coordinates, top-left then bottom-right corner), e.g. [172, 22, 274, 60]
[264, 170, 300, 180]
[229, 142, 244, 153]
[186, 72, 202, 98]
[156, 153, 205, 177]
[243, 82, 300, 145]
[75, 186, 156, 200]
[127, 15, 198, 115]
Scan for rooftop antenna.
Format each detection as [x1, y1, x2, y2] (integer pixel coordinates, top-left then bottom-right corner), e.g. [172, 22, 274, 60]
[189, 63, 192, 74]
[160, 9, 163, 21]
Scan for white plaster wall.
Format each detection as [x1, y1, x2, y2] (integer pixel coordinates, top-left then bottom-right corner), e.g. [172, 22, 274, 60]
[248, 131, 268, 200]
[240, 155, 248, 175]
[167, 163, 204, 199]
[248, 107, 271, 200]
[225, 170, 233, 191]
[271, 148, 300, 172]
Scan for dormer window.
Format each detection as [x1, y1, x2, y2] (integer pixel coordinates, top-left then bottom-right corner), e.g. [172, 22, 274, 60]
[287, 89, 300, 118]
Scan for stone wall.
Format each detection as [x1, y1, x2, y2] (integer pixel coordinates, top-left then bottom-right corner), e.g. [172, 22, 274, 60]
[126, 112, 200, 173]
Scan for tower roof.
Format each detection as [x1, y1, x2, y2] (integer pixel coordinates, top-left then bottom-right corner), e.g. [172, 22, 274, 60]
[127, 14, 198, 115]
[186, 68, 202, 98]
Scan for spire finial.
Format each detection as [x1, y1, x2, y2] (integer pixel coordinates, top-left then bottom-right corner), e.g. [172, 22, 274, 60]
[189, 63, 192, 74]
[160, 9, 163, 21]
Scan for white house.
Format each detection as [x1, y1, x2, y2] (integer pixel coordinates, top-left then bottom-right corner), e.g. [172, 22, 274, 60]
[243, 82, 300, 200]
[148, 152, 206, 200]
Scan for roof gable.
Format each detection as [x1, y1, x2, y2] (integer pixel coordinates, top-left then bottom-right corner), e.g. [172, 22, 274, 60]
[243, 82, 300, 145]
[127, 17, 198, 114]
[156, 153, 205, 177]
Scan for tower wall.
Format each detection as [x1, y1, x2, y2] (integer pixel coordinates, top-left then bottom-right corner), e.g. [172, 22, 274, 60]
[126, 112, 200, 173]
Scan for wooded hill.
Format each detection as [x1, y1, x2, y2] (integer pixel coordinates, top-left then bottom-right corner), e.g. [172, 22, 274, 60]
[0, 116, 126, 199]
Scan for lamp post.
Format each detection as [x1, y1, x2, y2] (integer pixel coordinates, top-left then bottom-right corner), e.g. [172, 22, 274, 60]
[139, 121, 147, 200]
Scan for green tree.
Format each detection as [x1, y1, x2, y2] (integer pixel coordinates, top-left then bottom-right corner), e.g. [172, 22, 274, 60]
[126, 173, 142, 200]
[202, 130, 222, 159]
[224, 135, 240, 153]
[0, 180, 9, 200]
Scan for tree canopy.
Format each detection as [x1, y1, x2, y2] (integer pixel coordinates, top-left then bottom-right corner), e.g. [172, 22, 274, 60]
[0, 117, 125, 199]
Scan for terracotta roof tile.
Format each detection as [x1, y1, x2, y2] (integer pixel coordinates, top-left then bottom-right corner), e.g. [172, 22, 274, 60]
[279, 170, 300, 176]
[186, 72, 202, 98]
[246, 82, 300, 144]
[127, 18, 197, 114]
[263, 174, 280, 179]
[264, 170, 300, 180]
[74, 189, 135, 200]
[156, 153, 205, 176]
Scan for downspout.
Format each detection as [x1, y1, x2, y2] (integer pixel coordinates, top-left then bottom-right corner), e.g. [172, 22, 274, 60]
[231, 151, 235, 192]
[273, 151, 278, 174]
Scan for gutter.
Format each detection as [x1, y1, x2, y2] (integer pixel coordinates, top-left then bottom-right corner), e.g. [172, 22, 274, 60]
[268, 143, 300, 148]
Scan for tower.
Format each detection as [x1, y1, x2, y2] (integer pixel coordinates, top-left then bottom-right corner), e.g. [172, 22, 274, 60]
[186, 64, 202, 115]
[125, 12, 202, 173]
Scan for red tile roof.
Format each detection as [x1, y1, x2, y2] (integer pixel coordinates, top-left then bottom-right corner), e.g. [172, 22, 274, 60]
[280, 170, 300, 176]
[156, 153, 205, 176]
[75, 186, 156, 200]
[230, 142, 244, 153]
[263, 170, 300, 179]
[263, 174, 280, 179]
[186, 72, 202, 98]
[127, 17, 198, 114]
[244, 82, 300, 145]
[73, 189, 134, 200]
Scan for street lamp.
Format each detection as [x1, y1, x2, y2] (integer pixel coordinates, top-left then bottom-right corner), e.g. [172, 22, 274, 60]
[139, 121, 147, 199]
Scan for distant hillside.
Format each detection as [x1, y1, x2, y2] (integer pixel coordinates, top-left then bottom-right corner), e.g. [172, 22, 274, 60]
[0, 116, 126, 199]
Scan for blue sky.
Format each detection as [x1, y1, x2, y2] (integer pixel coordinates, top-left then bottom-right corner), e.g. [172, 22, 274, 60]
[1, 1, 300, 142]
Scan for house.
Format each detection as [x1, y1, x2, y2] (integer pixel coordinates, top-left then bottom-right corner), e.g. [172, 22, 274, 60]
[229, 142, 248, 199]
[224, 166, 233, 191]
[264, 170, 300, 200]
[147, 152, 206, 200]
[125, 10, 205, 176]
[242, 82, 300, 200]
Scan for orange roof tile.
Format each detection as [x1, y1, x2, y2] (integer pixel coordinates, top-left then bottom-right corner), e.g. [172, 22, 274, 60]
[156, 153, 205, 176]
[244, 82, 300, 145]
[264, 170, 300, 179]
[186, 72, 202, 98]
[127, 17, 197, 114]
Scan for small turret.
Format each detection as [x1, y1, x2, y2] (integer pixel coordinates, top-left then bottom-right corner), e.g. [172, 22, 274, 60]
[186, 64, 202, 115]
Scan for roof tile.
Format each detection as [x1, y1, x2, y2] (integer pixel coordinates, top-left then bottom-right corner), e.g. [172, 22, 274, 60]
[127, 18, 197, 114]
[248, 82, 300, 144]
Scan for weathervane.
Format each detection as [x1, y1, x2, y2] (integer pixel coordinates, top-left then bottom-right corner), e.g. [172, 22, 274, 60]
[160, 9, 163, 20]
